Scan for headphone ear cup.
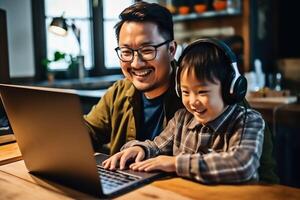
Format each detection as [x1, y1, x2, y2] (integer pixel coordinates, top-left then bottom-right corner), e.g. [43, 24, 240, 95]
[233, 75, 247, 102]
[221, 74, 232, 105]
[223, 75, 247, 104]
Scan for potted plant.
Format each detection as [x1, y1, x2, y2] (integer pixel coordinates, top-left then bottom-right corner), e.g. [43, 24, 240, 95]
[42, 51, 67, 82]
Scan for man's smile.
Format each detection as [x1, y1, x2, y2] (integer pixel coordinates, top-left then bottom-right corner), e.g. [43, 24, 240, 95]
[130, 68, 154, 78]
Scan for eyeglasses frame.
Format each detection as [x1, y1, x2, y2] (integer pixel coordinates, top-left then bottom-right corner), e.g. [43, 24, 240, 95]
[114, 40, 172, 62]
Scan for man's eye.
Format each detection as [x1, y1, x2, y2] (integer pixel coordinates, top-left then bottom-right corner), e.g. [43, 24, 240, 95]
[141, 48, 154, 54]
[121, 50, 132, 56]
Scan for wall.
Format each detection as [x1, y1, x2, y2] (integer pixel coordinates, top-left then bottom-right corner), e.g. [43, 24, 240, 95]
[0, 0, 35, 78]
[277, 1, 300, 58]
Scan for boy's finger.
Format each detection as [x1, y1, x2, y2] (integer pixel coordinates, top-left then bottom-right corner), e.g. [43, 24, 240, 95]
[103, 159, 111, 169]
[135, 151, 144, 162]
[102, 159, 108, 166]
[119, 154, 129, 170]
[110, 153, 121, 170]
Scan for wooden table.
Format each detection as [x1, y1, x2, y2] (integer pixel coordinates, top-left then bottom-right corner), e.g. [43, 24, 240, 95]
[0, 141, 22, 165]
[1, 143, 300, 200]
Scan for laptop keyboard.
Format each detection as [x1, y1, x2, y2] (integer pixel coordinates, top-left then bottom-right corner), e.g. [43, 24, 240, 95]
[97, 165, 141, 191]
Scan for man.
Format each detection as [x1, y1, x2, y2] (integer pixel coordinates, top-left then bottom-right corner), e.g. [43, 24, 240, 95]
[84, 1, 278, 184]
[84, 1, 182, 155]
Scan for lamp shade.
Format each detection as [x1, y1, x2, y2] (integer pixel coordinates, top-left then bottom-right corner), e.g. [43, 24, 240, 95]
[49, 17, 68, 36]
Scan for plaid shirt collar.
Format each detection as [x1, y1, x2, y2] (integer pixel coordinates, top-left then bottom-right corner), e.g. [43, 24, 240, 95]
[187, 104, 237, 132]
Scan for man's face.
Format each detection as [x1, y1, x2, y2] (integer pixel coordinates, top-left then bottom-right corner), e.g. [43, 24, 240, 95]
[118, 21, 176, 98]
[180, 70, 226, 125]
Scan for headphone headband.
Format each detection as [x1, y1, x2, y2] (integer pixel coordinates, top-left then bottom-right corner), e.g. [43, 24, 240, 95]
[177, 38, 237, 65]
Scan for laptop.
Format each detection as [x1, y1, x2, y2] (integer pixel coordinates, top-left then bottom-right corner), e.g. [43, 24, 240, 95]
[0, 84, 164, 198]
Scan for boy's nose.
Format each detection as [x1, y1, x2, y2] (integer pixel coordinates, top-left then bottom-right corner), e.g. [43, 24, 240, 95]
[189, 95, 200, 106]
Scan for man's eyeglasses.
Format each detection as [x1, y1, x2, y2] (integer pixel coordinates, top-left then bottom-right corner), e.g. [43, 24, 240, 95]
[115, 40, 171, 62]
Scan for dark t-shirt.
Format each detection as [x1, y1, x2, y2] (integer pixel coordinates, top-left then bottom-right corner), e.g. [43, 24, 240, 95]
[137, 94, 165, 141]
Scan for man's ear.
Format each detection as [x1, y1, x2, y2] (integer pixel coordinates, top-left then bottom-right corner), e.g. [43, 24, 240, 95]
[168, 40, 177, 58]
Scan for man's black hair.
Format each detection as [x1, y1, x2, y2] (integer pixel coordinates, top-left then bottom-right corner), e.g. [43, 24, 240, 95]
[114, 1, 174, 42]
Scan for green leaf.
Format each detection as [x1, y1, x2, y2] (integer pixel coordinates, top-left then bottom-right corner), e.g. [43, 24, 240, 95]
[54, 51, 66, 61]
[41, 59, 51, 67]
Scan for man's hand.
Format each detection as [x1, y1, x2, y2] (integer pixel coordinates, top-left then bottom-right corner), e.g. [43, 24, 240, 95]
[102, 146, 145, 170]
[129, 155, 176, 172]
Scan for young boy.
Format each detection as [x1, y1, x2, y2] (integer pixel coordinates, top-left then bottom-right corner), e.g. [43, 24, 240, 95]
[103, 38, 265, 184]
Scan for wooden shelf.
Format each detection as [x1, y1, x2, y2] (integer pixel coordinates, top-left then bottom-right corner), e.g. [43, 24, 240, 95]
[173, 9, 241, 22]
[173, 1, 250, 71]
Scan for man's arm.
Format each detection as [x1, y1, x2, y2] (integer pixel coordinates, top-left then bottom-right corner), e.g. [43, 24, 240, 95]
[83, 85, 117, 152]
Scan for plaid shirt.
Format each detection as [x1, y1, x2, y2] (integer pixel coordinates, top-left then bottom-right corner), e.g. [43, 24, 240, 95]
[122, 104, 265, 184]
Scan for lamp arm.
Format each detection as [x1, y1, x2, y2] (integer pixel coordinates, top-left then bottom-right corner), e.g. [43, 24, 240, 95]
[71, 22, 81, 53]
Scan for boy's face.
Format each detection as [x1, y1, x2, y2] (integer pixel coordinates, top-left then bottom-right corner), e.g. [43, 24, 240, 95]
[180, 69, 226, 125]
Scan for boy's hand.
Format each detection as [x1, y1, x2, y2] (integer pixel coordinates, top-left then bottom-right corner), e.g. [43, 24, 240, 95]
[129, 155, 176, 173]
[102, 146, 145, 170]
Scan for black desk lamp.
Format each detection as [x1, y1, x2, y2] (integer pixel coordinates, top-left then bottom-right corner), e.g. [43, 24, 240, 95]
[49, 15, 85, 80]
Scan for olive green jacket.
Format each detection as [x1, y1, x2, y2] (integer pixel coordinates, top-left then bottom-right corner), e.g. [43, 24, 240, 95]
[84, 74, 183, 155]
[83, 77, 279, 184]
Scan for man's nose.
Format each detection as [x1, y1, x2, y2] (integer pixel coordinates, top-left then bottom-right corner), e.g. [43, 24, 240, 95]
[131, 51, 145, 67]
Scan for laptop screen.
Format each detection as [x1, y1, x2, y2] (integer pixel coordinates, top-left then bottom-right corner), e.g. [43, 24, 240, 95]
[0, 99, 11, 131]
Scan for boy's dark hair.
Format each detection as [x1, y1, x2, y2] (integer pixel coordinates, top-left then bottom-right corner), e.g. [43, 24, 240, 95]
[114, 1, 174, 42]
[177, 38, 248, 105]
[179, 42, 233, 92]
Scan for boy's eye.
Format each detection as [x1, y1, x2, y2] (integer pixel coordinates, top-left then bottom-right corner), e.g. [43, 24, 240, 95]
[198, 90, 208, 95]
[181, 90, 189, 96]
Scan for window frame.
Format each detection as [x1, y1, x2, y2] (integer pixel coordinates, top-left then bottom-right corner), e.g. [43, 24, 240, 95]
[31, 0, 122, 81]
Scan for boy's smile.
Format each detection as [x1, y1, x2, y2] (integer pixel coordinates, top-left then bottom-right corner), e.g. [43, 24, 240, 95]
[180, 69, 226, 124]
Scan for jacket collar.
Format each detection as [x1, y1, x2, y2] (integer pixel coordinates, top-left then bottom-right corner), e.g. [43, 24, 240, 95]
[125, 79, 137, 98]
